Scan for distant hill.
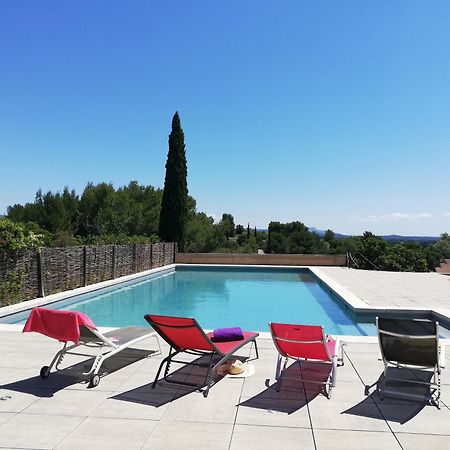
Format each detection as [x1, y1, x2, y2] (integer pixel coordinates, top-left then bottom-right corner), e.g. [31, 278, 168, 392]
[308, 227, 439, 243]
[308, 227, 347, 239]
[381, 234, 439, 243]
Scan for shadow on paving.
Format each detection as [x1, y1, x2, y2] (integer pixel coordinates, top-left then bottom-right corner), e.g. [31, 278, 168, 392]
[0, 348, 153, 397]
[238, 361, 331, 415]
[111, 354, 243, 406]
[344, 368, 436, 424]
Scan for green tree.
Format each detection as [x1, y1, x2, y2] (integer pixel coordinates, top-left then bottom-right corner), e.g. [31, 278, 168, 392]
[219, 213, 235, 239]
[236, 224, 244, 235]
[267, 221, 326, 254]
[185, 213, 220, 252]
[77, 182, 115, 236]
[159, 112, 188, 251]
[435, 233, 450, 259]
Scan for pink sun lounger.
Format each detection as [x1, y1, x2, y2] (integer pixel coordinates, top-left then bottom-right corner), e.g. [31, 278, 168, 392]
[269, 322, 344, 398]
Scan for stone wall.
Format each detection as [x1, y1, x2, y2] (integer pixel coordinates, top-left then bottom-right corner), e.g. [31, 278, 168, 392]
[175, 252, 347, 266]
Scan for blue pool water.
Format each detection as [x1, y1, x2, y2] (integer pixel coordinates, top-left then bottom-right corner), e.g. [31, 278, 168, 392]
[4, 266, 377, 335]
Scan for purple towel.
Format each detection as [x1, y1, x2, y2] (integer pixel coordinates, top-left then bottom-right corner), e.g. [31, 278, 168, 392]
[211, 327, 244, 342]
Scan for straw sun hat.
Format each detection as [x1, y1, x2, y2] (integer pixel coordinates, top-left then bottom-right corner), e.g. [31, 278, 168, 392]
[217, 359, 255, 378]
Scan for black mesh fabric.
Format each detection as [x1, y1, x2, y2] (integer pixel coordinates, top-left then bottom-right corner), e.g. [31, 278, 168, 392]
[378, 318, 438, 367]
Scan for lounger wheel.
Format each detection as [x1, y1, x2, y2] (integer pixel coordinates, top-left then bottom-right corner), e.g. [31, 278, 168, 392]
[89, 375, 100, 388]
[40, 366, 50, 379]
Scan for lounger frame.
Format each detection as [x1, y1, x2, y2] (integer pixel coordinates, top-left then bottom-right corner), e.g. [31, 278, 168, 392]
[270, 322, 344, 398]
[375, 317, 446, 408]
[40, 325, 161, 387]
[145, 315, 259, 397]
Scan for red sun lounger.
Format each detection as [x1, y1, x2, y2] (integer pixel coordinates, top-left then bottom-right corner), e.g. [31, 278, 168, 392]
[269, 322, 344, 398]
[23, 307, 161, 388]
[144, 314, 259, 397]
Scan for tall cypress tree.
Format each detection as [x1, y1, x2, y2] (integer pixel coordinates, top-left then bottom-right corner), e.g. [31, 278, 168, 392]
[158, 112, 188, 251]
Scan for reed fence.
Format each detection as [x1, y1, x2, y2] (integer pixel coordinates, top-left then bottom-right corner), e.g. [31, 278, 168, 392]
[0, 242, 176, 306]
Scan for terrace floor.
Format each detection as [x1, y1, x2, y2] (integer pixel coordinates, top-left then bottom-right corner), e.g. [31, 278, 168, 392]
[0, 328, 449, 450]
[314, 267, 450, 319]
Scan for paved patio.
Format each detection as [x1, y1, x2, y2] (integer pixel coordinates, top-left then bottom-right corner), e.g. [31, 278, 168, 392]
[0, 328, 449, 450]
[314, 267, 450, 319]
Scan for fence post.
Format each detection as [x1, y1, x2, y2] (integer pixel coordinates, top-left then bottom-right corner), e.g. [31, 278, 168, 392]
[172, 242, 176, 263]
[37, 249, 45, 297]
[150, 243, 153, 269]
[112, 245, 116, 279]
[83, 246, 87, 286]
[162, 243, 166, 266]
[133, 243, 138, 273]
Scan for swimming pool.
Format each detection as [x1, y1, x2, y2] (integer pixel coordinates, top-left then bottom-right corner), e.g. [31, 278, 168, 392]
[2, 266, 380, 335]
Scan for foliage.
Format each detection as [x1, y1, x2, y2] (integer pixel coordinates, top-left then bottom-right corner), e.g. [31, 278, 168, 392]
[84, 234, 159, 245]
[434, 233, 450, 259]
[0, 268, 25, 305]
[185, 213, 221, 252]
[219, 213, 235, 239]
[159, 112, 188, 251]
[267, 221, 327, 254]
[0, 219, 45, 251]
[77, 181, 162, 238]
[7, 181, 163, 246]
[351, 232, 429, 272]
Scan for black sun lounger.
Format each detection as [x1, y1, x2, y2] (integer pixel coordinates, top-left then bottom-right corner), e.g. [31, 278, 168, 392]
[366, 317, 446, 408]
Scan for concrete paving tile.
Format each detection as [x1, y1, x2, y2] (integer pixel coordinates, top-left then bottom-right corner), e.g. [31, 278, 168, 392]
[0, 412, 15, 425]
[162, 381, 242, 423]
[381, 401, 450, 434]
[0, 413, 84, 449]
[230, 424, 315, 449]
[314, 429, 402, 449]
[252, 338, 276, 350]
[91, 395, 169, 420]
[23, 388, 111, 416]
[56, 416, 157, 450]
[340, 343, 380, 354]
[395, 432, 450, 450]
[236, 393, 311, 427]
[0, 351, 47, 369]
[0, 387, 49, 413]
[309, 399, 390, 432]
[305, 380, 367, 403]
[142, 420, 233, 450]
[0, 366, 48, 385]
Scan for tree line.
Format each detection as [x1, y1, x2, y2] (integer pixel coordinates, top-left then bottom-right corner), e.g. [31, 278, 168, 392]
[1, 111, 449, 272]
[267, 223, 450, 272]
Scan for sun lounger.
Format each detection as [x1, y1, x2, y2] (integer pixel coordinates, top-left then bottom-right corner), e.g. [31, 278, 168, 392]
[144, 314, 259, 397]
[367, 317, 446, 408]
[23, 307, 161, 388]
[269, 322, 344, 398]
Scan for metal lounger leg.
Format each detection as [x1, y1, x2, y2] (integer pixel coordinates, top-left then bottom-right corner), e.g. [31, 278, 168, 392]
[276, 357, 289, 392]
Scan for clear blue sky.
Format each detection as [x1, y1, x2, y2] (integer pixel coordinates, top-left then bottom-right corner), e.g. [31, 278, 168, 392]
[1, 1, 449, 235]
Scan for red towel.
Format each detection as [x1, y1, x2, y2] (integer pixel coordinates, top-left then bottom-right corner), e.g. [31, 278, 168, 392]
[23, 307, 96, 344]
